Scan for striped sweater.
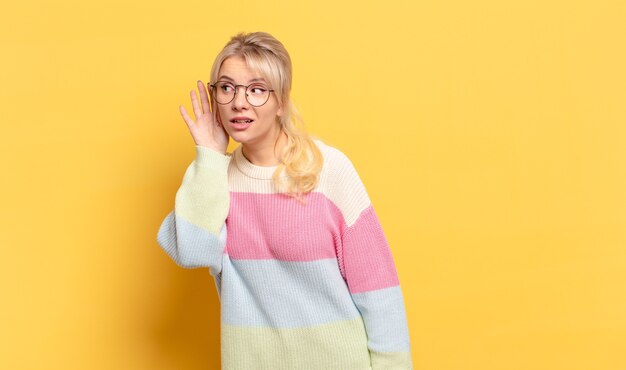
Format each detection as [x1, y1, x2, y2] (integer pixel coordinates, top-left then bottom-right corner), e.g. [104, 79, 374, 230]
[156, 138, 413, 370]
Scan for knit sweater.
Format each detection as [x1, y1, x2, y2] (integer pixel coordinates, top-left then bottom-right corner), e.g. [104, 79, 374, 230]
[156, 138, 413, 370]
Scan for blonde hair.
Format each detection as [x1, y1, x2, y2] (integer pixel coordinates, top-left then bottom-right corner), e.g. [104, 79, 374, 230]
[209, 31, 323, 204]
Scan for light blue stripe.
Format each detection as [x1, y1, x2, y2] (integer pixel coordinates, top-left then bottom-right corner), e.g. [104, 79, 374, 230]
[351, 285, 411, 352]
[221, 257, 362, 327]
[156, 210, 227, 276]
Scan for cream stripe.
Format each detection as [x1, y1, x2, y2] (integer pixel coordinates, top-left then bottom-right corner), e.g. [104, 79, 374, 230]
[221, 317, 372, 370]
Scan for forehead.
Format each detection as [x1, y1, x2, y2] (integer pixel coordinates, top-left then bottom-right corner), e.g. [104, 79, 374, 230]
[218, 56, 266, 83]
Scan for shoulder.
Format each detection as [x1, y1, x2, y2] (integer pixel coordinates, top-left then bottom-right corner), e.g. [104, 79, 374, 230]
[311, 137, 357, 176]
[312, 138, 371, 225]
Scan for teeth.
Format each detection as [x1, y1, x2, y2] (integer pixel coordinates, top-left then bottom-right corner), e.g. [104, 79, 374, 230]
[233, 120, 252, 123]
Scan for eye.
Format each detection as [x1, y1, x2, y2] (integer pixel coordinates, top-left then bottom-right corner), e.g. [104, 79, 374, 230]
[218, 82, 234, 92]
[249, 84, 268, 94]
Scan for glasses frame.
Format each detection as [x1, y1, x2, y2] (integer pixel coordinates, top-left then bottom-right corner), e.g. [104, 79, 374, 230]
[208, 81, 275, 107]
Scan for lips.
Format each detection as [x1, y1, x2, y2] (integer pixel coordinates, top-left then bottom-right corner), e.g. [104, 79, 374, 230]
[230, 116, 254, 131]
[231, 116, 254, 124]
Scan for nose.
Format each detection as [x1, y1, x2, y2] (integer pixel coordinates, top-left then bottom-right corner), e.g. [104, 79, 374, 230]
[232, 85, 249, 110]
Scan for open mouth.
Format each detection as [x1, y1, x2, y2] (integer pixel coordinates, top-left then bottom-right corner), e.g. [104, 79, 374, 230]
[231, 119, 254, 124]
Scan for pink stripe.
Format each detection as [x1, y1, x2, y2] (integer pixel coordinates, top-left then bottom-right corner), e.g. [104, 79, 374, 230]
[225, 192, 344, 261]
[342, 205, 400, 293]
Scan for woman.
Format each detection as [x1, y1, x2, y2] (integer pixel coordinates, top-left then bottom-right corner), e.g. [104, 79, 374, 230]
[157, 31, 413, 370]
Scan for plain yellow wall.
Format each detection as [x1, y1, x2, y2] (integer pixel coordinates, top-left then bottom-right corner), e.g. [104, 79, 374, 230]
[1, 0, 625, 369]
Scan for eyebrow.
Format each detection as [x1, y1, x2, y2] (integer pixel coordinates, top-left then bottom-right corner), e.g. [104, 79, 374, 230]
[217, 75, 267, 83]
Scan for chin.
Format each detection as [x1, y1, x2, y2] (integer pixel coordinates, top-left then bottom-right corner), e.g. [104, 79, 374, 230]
[226, 132, 248, 144]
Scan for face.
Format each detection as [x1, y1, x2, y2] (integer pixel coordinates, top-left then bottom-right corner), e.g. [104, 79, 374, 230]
[213, 56, 283, 146]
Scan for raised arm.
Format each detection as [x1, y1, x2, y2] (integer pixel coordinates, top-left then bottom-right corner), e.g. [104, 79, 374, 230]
[156, 79, 232, 280]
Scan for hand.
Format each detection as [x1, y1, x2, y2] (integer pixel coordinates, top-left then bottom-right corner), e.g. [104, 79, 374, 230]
[179, 80, 229, 154]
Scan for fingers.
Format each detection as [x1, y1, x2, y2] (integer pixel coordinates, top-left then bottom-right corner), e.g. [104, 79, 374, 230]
[197, 80, 211, 114]
[190, 89, 202, 121]
[179, 105, 193, 129]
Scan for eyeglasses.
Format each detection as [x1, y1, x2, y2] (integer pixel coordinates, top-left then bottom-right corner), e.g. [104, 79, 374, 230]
[209, 81, 275, 107]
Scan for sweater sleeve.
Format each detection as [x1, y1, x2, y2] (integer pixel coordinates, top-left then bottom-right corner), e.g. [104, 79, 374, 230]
[156, 145, 231, 279]
[332, 150, 413, 370]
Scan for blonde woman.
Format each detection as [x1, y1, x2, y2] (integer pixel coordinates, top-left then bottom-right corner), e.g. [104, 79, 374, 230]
[156, 31, 413, 370]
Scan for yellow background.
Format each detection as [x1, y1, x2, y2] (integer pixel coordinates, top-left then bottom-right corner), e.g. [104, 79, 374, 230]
[1, 0, 625, 369]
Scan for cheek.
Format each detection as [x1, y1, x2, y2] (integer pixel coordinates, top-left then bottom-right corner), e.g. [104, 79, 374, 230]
[259, 105, 280, 121]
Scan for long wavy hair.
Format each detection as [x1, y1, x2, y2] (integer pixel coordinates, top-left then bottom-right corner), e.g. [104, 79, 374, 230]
[209, 31, 323, 204]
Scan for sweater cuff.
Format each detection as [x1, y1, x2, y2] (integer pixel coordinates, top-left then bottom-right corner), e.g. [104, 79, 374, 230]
[195, 145, 231, 170]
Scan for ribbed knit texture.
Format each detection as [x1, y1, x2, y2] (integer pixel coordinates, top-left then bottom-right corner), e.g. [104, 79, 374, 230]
[157, 139, 413, 370]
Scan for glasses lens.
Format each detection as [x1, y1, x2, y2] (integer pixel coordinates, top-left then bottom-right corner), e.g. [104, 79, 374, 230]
[214, 82, 235, 104]
[246, 84, 270, 106]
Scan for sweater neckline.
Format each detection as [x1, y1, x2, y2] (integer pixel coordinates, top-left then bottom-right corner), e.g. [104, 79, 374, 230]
[234, 145, 288, 180]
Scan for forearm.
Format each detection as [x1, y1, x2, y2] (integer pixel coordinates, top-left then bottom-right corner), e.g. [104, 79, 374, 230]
[156, 146, 231, 274]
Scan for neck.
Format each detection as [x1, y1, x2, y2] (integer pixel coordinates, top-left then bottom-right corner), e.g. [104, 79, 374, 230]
[241, 129, 288, 167]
